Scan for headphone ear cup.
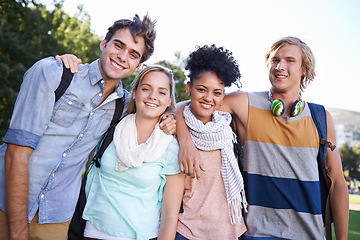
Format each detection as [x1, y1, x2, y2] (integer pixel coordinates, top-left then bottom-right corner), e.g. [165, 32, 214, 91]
[271, 99, 285, 116]
[290, 100, 304, 117]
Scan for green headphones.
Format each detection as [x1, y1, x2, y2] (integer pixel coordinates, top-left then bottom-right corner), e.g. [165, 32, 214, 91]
[268, 91, 304, 117]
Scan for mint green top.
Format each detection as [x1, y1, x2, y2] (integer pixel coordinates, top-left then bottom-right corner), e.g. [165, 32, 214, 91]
[83, 138, 180, 240]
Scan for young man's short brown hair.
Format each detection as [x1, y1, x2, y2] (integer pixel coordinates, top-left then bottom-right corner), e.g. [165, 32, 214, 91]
[105, 14, 156, 63]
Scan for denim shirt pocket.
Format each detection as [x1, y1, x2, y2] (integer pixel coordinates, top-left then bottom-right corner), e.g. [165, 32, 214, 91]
[93, 111, 113, 139]
[51, 95, 85, 127]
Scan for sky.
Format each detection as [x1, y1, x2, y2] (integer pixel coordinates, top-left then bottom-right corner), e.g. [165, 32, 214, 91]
[42, 0, 360, 112]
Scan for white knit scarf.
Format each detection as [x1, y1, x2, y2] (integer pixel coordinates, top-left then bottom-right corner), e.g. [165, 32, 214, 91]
[113, 113, 174, 172]
[183, 105, 248, 224]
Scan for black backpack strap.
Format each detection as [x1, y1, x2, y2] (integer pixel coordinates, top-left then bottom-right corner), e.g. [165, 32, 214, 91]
[92, 96, 125, 167]
[55, 63, 74, 102]
[230, 118, 244, 172]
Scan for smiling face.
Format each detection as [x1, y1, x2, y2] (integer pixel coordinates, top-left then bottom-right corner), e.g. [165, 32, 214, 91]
[187, 71, 225, 124]
[99, 28, 146, 82]
[133, 71, 172, 121]
[268, 44, 305, 94]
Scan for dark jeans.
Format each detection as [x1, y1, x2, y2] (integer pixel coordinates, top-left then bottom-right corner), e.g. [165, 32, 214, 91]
[175, 232, 243, 240]
[175, 233, 189, 240]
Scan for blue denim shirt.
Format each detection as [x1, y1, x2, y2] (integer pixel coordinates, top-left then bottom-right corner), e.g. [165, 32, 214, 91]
[0, 57, 129, 224]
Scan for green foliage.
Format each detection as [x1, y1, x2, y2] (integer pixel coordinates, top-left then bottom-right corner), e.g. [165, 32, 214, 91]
[0, 0, 100, 138]
[339, 143, 360, 179]
[121, 73, 136, 93]
[51, 3, 100, 63]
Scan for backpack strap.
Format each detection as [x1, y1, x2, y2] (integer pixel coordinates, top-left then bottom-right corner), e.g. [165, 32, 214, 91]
[92, 96, 125, 167]
[230, 118, 244, 172]
[55, 63, 74, 102]
[308, 103, 328, 167]
[308, 102, 335, 240]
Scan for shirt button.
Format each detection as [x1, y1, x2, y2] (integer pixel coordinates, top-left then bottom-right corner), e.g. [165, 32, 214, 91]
[52, 173, 55, 177]
[68, 101, 73, 105]
[101, 80, 105, 84]
[63, 153, 67, 157]
[90, 112, 94, 116]
[41, 194, 45, 199]
[80, 134, 84, 137]
[99, 93, 103, 97]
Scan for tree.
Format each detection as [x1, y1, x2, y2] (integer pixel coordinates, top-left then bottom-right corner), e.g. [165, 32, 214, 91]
[0, 0, 100, 139]
[339, 143, 360, 179]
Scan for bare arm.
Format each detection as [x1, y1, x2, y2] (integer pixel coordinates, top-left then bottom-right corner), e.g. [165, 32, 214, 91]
[5, 144, 33, 240]
[176, 101, 204, 179]
[325, 111, 349, 240]
[55, 54, 82, 73]
[157, 173, 185, 240]
[221, 91, 249, 145]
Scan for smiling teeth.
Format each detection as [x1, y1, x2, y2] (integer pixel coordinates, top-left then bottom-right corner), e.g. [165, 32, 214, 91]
[200, 103, 212, 109]
[111, 60, 124, 70]
[145, 103, 157, 107]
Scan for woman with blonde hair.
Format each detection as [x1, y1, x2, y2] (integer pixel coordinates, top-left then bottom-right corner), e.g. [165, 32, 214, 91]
[83, 65, 184, 240]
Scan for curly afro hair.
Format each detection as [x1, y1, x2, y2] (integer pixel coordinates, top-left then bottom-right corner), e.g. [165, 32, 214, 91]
[186, 44, 241, 88]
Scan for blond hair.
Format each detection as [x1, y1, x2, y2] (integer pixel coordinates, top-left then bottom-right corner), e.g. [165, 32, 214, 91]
[265, 36, 316, 92]
[128, 65, 176, 115]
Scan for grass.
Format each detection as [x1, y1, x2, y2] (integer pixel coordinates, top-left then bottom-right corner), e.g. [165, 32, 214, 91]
[330, 194, 360, 240]
[348, 209, 360, 240]
[350, 193, 360, 205]
[348, 194, 360, 240]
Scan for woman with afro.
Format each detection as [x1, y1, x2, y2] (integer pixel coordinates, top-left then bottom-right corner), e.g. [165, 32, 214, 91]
[176, 45, 247, 240]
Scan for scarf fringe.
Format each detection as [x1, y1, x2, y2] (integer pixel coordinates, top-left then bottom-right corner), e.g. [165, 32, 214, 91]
[228, 190, 248, 225]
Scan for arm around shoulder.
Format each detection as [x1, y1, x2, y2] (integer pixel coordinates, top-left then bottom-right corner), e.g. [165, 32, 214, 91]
[325, 110, 349, 240]
[222, 91, 248, 116]
[222, 91, 249, 144]
[175, 100, 204, 179]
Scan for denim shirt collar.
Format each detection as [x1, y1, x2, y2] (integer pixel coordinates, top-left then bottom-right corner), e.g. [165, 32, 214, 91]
[88, 59, 125, 99]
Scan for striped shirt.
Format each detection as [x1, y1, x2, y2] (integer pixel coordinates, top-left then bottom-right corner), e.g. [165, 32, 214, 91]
[241, 92, 324, 240]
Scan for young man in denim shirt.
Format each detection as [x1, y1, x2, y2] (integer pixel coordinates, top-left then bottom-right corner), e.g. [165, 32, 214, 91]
[0, 14, 175, 240]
